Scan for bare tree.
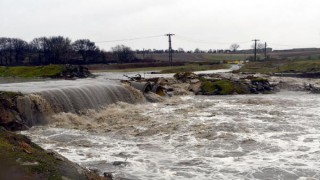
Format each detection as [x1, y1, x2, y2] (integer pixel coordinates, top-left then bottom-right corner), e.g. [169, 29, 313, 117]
[72, 39, 98, 63]
[111, 45, 135, 63]
[230, 43, 240, 52]
[30, 37, 48, 64]
[47, 36, 72, 64]
[177, 48, 185, 53]
[11, 38, 28, 65]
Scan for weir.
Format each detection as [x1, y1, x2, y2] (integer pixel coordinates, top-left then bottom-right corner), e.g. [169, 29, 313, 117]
[0, 80, 145, 127]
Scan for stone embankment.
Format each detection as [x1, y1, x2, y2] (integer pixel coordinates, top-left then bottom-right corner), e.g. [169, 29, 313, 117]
[124, 72, 276, 98]
[60, 64, 93, 79]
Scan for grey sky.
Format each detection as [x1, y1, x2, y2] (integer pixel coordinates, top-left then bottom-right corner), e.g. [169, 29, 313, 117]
[1, 0, 320, 51]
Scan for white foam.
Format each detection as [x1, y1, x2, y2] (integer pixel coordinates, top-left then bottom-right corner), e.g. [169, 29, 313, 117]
[21, 92, 320, 179]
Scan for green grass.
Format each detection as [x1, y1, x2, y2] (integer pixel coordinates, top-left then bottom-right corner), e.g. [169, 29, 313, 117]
[0, 130, 62, 179]
[201, 53, 251, 62]
[94, 63, 230, 73]
[135, 53, 252, 62]
[200, 78, 249, 95]
[160, 64, 230, 74]
[0, 65, 64, 77]
[238, 59, 320, 74]
[93, 66, 179, 73]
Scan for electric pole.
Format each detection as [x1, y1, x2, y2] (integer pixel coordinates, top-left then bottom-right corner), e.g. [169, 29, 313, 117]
[165, 33, 175, 66]
[264, 42, 267, 60]
[252, 39, 259, 61]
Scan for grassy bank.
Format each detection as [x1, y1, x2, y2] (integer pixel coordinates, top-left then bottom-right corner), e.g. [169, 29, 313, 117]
[92, 63, 230, 73]
[0, 128, 104, 179]
[0, 65, 63, 77]
[160, 63, 230, 73]
[238, 59, 320, 74]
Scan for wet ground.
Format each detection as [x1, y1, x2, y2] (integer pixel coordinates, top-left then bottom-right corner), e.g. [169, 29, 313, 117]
[22, 91, 320, 180]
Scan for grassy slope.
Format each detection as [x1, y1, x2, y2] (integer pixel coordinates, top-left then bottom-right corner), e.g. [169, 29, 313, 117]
[239, 59, 320, 74]
[0, 128, 104, 180]
[0, 65, 63, 77]
[135, 53, 251, 62]
[160, 64, 230, 73]
[93, 63, 230, 73]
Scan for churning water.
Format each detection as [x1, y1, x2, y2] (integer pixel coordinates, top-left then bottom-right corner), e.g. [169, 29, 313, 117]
[22, 91, 320, 180]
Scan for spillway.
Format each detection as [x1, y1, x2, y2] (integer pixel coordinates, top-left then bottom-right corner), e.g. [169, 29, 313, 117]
[0, 78, 145, 126]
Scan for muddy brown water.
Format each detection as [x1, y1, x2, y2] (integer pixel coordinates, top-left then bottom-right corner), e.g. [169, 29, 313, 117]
[22, 91, 320, 180]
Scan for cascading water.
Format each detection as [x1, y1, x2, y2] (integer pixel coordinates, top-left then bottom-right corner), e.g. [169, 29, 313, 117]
[0, 79, 145, 126]
[22, 91, 320, 180]
[37, 83, 144, 113]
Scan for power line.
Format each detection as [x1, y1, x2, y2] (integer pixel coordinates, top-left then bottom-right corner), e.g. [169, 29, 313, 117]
[94, 35, 163, 43]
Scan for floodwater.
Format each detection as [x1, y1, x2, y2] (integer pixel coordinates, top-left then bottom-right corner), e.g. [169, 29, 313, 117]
[0, 67, 234, 93]
[22, 91, 320, 180]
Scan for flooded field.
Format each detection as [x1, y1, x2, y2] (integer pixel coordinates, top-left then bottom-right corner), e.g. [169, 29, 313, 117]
[22, 91, 320, 180]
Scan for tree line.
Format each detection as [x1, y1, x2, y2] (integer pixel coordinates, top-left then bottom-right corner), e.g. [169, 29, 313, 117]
[0, 36, 272, 66]
[0, 36, 137, 66]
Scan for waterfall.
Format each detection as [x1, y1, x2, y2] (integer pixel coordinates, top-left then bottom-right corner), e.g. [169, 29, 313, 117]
[15, 83, 145, 126]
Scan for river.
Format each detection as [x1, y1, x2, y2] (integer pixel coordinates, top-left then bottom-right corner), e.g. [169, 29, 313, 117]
[1, 67, 319, 179]
[21, 91, 320, 180]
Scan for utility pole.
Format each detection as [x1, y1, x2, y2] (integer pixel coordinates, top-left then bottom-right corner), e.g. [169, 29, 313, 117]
[252, 39, 259, 61]
[142, 48, 145, 60]
[264, 42, 267, 60]
[165, 33, 175, 66]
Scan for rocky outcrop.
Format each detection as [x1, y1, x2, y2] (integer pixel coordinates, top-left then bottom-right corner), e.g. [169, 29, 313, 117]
[60, 64, 93, 79]
[124, 72, 276, 97]
[173, 72, 274, 95]
[0, 92, 26, 131]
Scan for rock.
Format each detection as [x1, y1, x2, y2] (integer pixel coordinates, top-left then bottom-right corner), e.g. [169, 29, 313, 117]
[104, 172, 113, 179]
[174, 72, 198, 83]
[189, 81, 202, 94]
[156, 77, 169, 86]
[0, 91, 27, 131]
[112, 161, 129, 166]
[61, 65, 93, 79]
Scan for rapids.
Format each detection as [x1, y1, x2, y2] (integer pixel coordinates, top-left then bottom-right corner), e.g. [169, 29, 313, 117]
[22, 91, 320, 180]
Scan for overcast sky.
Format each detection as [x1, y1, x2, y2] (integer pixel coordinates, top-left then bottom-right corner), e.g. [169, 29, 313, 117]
[1, 0, 320, 51]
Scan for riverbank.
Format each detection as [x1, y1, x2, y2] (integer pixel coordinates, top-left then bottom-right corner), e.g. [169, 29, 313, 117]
[237, 59, 320, 76]
[0, 65, 92, 79]
[1, 68, 319, 179]
[0, 127, 107, 180]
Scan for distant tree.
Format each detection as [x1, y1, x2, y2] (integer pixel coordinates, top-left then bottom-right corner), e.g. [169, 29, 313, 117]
[0, 38, 9, 65]
[230, 43, 240, 52]
[251, 43, 265, 52]
[194, 48, 200, 53]
[46, 36, 72, 64]
[0, 38, 12, 65]
[111, 45, 135, 63]
[177, 48, 185, 53]
[11, 38, 28, 65]
[30, 37, 49, 65]
[72, 39, 98, 63]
